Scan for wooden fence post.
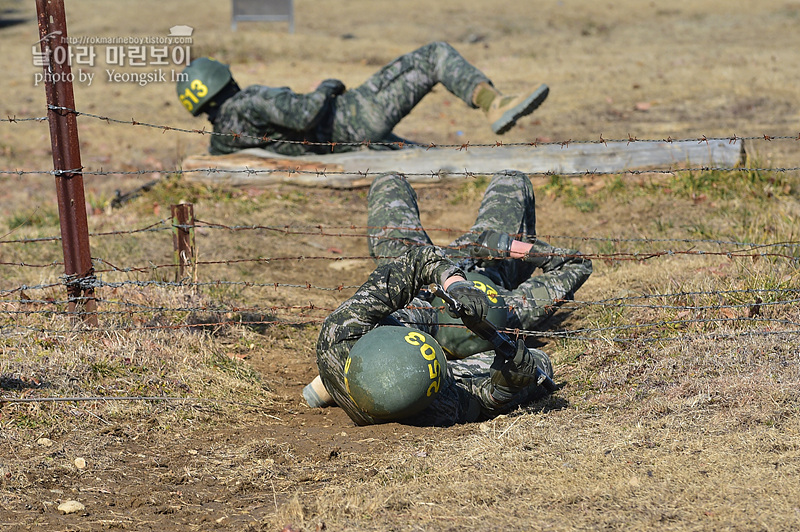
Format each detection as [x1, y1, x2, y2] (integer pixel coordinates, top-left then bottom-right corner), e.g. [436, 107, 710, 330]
[171, 203, 196, 283]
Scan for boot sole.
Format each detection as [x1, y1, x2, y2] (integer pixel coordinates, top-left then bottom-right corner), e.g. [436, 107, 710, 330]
[491, 84, 550, 135]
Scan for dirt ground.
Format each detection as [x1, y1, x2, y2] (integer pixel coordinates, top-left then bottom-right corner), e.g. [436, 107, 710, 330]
[2, 0, 800, 530]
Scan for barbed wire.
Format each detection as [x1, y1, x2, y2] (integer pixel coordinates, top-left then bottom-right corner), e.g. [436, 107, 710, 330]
[3, 291, 797, 320]
[0, 219, 172, 246]
[4, 277, 799, 310]
[0, 115, 47, 123]
[2, 106, 800, 181]
[3, 243, 796, 276]
[87, 245, 800, 273]
[4, 216, 800, 252]
[3, 108, 800, 352]
[32, 105, 800, 150]
[2, 309, 799, 345]
[191, 220, 800, 252]
[5, 164, 800, 181]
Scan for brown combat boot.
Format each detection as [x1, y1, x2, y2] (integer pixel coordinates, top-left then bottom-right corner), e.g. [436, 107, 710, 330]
[473, 82, 550, 135]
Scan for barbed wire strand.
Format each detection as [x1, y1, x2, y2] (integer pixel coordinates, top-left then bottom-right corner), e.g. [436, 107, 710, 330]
[4, 284, 799, 313]
[4, 217, 800, 253]
[33, 105, 800, 150]
[6, 164, 800, 180]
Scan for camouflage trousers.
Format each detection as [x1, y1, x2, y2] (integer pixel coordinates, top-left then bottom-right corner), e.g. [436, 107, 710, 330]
[367, 170, 577, 331]
[331, 42, 489, 148]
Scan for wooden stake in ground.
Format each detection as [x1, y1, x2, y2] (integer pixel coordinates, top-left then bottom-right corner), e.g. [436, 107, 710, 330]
[172, 203, 196, 283]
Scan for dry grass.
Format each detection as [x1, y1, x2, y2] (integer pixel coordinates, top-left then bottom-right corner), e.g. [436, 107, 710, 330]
[2, 172, 799, 531]
[2, 0, 800, 530]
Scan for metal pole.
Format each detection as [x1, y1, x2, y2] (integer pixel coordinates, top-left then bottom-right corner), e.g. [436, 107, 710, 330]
[171, 204, 195, 282]
[35, 0, 97, 325]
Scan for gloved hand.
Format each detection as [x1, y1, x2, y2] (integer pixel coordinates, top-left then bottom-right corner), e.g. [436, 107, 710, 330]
[523, 239, 571, 269]
[467, 229, 512, 260]
[317, 78, 346, 98]
[490, 339, 552, 391]
[445, 280, 488, 323]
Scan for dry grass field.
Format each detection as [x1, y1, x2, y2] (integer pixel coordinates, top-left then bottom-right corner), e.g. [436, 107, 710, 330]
[1, 0, 800, 530]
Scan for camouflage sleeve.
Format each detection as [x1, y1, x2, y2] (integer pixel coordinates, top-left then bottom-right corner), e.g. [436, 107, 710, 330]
[316, 245, 463, 425]
[505, 238, 593, 330]
[242, 85, 332, 131]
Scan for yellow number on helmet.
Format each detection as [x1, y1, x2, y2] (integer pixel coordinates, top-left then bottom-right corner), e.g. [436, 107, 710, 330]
[472, 279, 498, 303]
[485, 286, 498, 304]
[428, 360, 440, 379]
[404, 331, 426, 346]
[427, 378, 440, 397]
[420, 342, 437, 361]
[191, 79, 209, 98]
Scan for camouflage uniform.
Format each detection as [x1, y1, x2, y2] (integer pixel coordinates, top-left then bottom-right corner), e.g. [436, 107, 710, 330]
[208, 42, 489, 156]
[367, 170, 593, 331]
[316, 244, 554, 426]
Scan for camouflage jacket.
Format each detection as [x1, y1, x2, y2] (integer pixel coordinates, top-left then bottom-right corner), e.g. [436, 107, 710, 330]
[316, 244, 554, 427]
[316, 245, 463, 426]
[209, 84, 337, 156]
[208, 42, 490, 157]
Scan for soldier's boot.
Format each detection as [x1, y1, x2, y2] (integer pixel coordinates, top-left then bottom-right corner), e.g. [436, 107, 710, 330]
[472, 82, 550, 135]
[303, 375, 335, 408]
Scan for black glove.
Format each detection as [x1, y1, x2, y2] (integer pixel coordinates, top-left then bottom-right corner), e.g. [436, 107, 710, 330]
[491, 339, 539, 391]
[445, 280, 488, 323]
[317, 79, 346, 98]
[467, 230, 512, 260]
[523, 239, 571, 269]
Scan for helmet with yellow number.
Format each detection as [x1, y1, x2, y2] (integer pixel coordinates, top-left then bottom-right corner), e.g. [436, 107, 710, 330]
[344, 326, 447, 421]
[176, 57, 233, 115]
[434, 272, 508, 359]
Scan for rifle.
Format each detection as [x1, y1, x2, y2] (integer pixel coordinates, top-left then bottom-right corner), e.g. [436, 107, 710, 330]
[429, 283, 558, 394]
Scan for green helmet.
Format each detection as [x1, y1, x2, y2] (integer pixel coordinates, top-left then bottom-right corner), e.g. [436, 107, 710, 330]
[344, 326, 447, 421]
[176, 57, 233, 115]
[434, 272, 508, 359]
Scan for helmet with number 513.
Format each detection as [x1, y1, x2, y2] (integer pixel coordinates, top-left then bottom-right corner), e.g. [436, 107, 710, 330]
[344, 326, 448, 421]
[176, 57, 233, 116]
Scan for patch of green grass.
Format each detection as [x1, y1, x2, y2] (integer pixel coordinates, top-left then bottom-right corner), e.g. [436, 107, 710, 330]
[207, 350, 264, 383]
[10, 414, 44, 430]
[451, 175, 489, 204]
[133, 175, 236, 216]
[652, 216, 674, 234]
[6, 207, 60, 230]
[541, 174, 598, 213]
[663, 165, 793, 202]
[601, 174, 628, 196]
[89, 358, 123, 379]
[86, 191, 112, 214]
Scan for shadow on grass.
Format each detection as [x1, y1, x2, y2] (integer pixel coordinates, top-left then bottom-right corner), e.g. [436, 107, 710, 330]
[0, 18, 28, 30]
[523, 308, 580, 350]
[0, 375, 50, 391]
[185, 311, 311, 335]
[505, 392, 571, 419]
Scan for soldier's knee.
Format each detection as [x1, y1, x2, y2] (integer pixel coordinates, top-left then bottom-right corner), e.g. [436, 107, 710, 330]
[494, 169, 530, 187]
[369, 172, 407, 197]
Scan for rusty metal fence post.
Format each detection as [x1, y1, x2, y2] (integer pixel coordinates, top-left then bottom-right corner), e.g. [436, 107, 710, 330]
[171, 204, 196, 282]
[35, 0, 97, 325]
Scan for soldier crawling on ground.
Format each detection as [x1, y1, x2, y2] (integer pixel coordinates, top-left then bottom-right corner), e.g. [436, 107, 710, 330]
[305, 170, 593, 426]
[176, 42, 549, 156]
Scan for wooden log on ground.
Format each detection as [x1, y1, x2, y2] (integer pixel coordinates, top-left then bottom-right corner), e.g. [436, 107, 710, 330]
[181, 139, 746, 188]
